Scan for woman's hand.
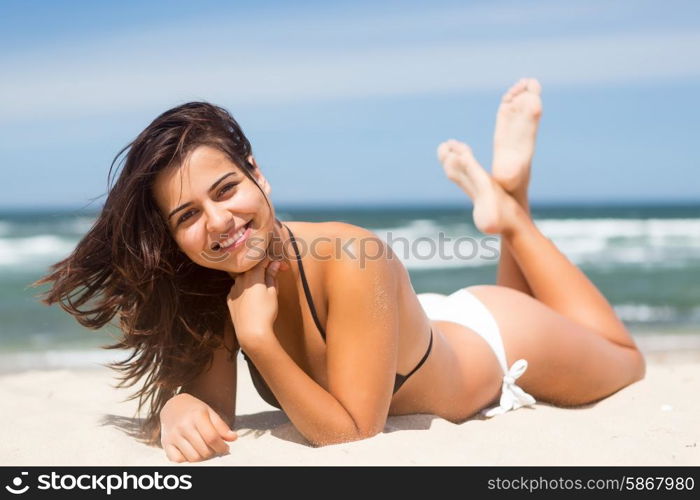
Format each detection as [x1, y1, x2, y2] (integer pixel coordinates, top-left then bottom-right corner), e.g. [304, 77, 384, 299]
[160, 393, 238, 463]
[227, 255, 287, 350]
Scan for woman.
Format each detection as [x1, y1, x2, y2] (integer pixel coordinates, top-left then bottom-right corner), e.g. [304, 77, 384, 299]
[33, 78, 645, 463]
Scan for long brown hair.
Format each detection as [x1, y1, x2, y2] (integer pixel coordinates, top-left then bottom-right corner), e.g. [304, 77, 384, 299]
[30, 102, 265, 445]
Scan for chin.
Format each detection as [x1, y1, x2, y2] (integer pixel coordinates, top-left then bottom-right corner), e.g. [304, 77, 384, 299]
[225, 256, 261, 275]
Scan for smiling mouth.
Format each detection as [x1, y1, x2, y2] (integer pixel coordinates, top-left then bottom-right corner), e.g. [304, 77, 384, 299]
[211, 221, 253, 252]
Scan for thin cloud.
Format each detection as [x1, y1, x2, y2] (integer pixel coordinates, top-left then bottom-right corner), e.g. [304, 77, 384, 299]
[2, 29, 699, 124]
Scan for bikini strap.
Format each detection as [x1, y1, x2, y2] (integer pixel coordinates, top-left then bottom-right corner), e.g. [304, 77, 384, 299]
[284, 224, 327, 341]
[402, 328, 433, 380]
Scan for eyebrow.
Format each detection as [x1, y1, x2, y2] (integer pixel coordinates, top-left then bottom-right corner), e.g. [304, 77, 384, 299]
[167, 171, 238, 222]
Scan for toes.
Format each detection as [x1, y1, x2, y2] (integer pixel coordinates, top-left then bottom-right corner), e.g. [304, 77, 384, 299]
[453, 141, 473, 157]
[525, 78, 542, 95]
[437, 139, 471, 162]
[503, 77, 542, 103]
[443, 139, 472, 157]
[437, 143, 448, 163]
[446, 138, 461, 149]
[437, 141, 454, 162]
[456, 148, 476, 170]
[438, 148, 463, 182]
[437, 139, 477, 184]
[503, 79, 528, 102]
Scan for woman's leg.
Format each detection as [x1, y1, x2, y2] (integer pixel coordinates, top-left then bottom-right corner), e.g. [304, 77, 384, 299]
[477, 78, 633, 346]
[437, 139, 644, 405]
[489, 78, 542, 297]
[442, 137, 634, 348]
[495, 202, 532, 296]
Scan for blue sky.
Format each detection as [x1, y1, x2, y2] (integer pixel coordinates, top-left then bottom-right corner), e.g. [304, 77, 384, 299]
[1, 0, 699, 209]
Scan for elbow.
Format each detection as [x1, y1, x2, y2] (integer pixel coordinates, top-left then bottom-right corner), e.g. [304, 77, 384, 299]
[307, 423, 382, 447]
[350, 417, 385, 443]
[356, 420, 384, 440]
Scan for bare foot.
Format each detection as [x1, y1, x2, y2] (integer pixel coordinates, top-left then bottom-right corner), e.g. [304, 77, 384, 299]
[491, 78, 542, 196]
[437, 139, 517, 235]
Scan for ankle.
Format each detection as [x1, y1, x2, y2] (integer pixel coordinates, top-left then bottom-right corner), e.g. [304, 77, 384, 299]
[502, 196, 530, 238]
[512, 189, 530, 214]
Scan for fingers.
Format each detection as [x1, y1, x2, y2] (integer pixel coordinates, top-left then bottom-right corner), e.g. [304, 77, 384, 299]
[228, 257, 270, 293]
[173, 436, 204, 463]
[265, 259, 282, 288]
[208, 407, 238, 442]
[245, 254, 283, 287]
[244, 255, 273, 281]
[194, 413, 231, 456]
[164, 417, 236, 463]
[182, 423, 218, 460]
[164, 444, 187, 463]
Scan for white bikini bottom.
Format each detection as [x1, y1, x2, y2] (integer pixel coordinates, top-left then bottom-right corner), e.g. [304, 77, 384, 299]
[416, 288, 536, 417]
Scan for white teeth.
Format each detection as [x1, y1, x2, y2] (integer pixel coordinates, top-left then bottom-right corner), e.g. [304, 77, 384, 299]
[219, 223, 248, 249]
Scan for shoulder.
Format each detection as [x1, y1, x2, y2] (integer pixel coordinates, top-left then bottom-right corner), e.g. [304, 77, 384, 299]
[285, 220, 396, 270]
[285, 220, 379, 242]
[304, 222, 400, 298]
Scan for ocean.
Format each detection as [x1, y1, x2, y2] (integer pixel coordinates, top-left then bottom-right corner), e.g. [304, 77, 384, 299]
[1, 203, 699, 369]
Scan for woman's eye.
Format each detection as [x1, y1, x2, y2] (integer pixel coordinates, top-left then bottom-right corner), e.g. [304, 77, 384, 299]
[175, 183, 238, 226]
[177, 210, 195, 224]
[218, 183, 237, 196]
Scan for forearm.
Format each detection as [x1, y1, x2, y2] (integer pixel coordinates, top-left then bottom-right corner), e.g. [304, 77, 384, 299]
[243, 333, 367, 446]
[180, 344, 238, 424]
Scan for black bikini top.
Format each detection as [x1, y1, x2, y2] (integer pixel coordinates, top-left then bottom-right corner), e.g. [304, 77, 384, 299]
[240, 223, 433, 410]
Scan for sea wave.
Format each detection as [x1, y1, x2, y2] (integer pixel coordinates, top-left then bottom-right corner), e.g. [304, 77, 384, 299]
[367, 217, 700, 270]
[0, 235, 77, 269]
[1, 216, 699, 273]
[614, 304, 678, 323]
[535, 218, 700, 268]
[371, 219, 495, 270]
[0, 215, 97, 239]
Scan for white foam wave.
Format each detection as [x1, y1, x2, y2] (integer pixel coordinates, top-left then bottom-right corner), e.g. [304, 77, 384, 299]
[371, 219, 496, 270]
[69, 216, 98, 234]
[0, 235, 77, 268]
[0, 215, 98, 239]
[367, 217, 700, 270]
[2, 216, 699, 272]
[614, 304, 677, 323]
[543, 219, 700, 267]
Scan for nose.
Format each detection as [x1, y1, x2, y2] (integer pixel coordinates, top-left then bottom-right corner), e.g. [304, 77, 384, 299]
[204, 202, 233, 236]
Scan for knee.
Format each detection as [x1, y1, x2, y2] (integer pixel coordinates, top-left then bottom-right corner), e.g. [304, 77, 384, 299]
[603, 348, 646, 402]
[629, 349, 646, 384]
[557, 349, 646, 407]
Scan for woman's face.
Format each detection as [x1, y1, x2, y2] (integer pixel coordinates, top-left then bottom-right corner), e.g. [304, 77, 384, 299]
[153, 145, 275, 276]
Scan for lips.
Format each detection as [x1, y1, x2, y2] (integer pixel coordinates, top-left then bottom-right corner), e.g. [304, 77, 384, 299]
[211, 221, 252, 252]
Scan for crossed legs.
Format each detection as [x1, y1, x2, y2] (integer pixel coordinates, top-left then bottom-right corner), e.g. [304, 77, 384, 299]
[436, 79, 645, 406]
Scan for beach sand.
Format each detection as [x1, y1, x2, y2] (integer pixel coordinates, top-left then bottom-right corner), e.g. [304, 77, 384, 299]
[1, 335, 698, 466]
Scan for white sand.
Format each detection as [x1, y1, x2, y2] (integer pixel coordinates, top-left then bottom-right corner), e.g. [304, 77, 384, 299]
[0, 346, 698, 466]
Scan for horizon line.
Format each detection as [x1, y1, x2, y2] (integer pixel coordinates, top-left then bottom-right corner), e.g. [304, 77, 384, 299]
[1, 198, 699, 214]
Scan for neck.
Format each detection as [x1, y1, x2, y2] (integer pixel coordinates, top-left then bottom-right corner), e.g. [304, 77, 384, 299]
[267, 219, 299, 313]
